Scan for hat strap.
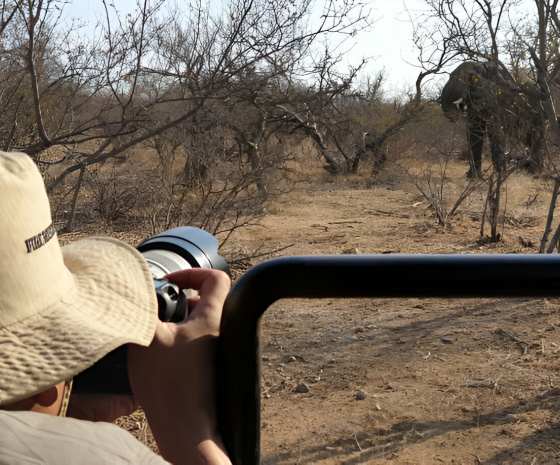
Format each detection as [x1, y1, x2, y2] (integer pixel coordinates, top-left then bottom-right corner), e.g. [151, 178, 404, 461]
[58, 379, 73, 417]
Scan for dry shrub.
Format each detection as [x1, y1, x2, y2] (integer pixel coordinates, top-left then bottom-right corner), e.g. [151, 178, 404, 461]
[87, 167, 140, 222]
[394, 120, 484, 227]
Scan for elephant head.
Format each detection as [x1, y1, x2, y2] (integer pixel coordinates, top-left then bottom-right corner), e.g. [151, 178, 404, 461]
[441, 62, 476, 121]
[441, 61, 546, 176]
[441, 61, 516, 122]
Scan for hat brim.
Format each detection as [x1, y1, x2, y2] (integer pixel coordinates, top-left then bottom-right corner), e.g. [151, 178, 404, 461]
[0, 237, 157, 405]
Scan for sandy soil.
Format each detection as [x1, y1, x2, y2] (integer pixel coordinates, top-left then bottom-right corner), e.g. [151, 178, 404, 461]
[226, 162, 560, 464]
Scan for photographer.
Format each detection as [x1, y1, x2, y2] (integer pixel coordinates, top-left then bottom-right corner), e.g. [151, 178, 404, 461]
[0, 151, 231, 464]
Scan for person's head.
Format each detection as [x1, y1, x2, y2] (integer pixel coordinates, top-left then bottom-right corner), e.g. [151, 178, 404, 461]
[0, 151, 158, 409]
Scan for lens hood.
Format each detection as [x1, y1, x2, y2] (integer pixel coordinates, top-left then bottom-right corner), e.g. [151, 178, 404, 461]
[137, 226, 230, 275]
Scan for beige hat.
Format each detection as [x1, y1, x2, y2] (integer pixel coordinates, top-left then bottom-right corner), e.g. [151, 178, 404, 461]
[0, 151, 158, 405]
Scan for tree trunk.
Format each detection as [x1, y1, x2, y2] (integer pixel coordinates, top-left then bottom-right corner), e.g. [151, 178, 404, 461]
[481, 172, 502, 242]
[489, 172, 502, 242]
[62, 165, 86, 234]
[546, 222, 560, 253]
[539, 178, 560, 253]
[246, 141, 267, 198]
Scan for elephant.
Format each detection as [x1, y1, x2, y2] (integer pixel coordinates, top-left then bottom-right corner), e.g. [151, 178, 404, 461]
[440, 61, 545, 177]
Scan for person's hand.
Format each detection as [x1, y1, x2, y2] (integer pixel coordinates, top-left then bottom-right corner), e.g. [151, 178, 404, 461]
[127, 268, 231, 465]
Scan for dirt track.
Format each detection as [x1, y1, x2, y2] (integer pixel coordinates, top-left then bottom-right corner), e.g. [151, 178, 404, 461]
[228, 164, 560, 464]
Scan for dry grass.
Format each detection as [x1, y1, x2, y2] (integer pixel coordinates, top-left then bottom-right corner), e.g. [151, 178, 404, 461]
[114, 409, 159, 454]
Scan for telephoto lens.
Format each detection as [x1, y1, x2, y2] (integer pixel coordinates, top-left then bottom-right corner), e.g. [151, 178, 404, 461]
[137, 227, 230, 322]
[72, 227, 229, 394]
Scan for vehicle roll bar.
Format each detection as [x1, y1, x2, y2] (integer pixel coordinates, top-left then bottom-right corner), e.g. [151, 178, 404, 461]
[217, 254, 560, 464]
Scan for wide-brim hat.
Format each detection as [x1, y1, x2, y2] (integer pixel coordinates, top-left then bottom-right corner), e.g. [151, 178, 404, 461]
[0, 151, 157, 405]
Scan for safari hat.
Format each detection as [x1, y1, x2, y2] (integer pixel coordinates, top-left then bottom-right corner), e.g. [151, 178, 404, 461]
[0, 151, 157, 405]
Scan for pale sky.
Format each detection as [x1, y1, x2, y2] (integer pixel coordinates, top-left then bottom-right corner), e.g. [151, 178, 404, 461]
[66, 1, 430, 95]
[344, 0, 428, 95]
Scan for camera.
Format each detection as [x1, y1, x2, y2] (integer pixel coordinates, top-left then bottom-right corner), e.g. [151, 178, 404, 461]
[139, 227, 230, 322]
[72, 227, 229, 395]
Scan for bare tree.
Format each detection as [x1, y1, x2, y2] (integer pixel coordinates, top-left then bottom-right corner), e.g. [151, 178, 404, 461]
[1, 0, 371, 235]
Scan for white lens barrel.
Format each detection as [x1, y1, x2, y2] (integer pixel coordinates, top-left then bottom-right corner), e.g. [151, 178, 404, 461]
[142, 249, 193, 279]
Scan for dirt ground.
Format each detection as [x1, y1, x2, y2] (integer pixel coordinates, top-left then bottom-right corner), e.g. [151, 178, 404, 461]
[65, 155, 560, 464]
[224, 162, 560, 464]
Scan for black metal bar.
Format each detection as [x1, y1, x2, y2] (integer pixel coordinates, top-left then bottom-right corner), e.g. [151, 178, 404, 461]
[216, 254, 560, 464]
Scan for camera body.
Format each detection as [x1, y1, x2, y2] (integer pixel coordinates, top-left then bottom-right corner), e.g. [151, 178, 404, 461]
[72, 227, 229, 395]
